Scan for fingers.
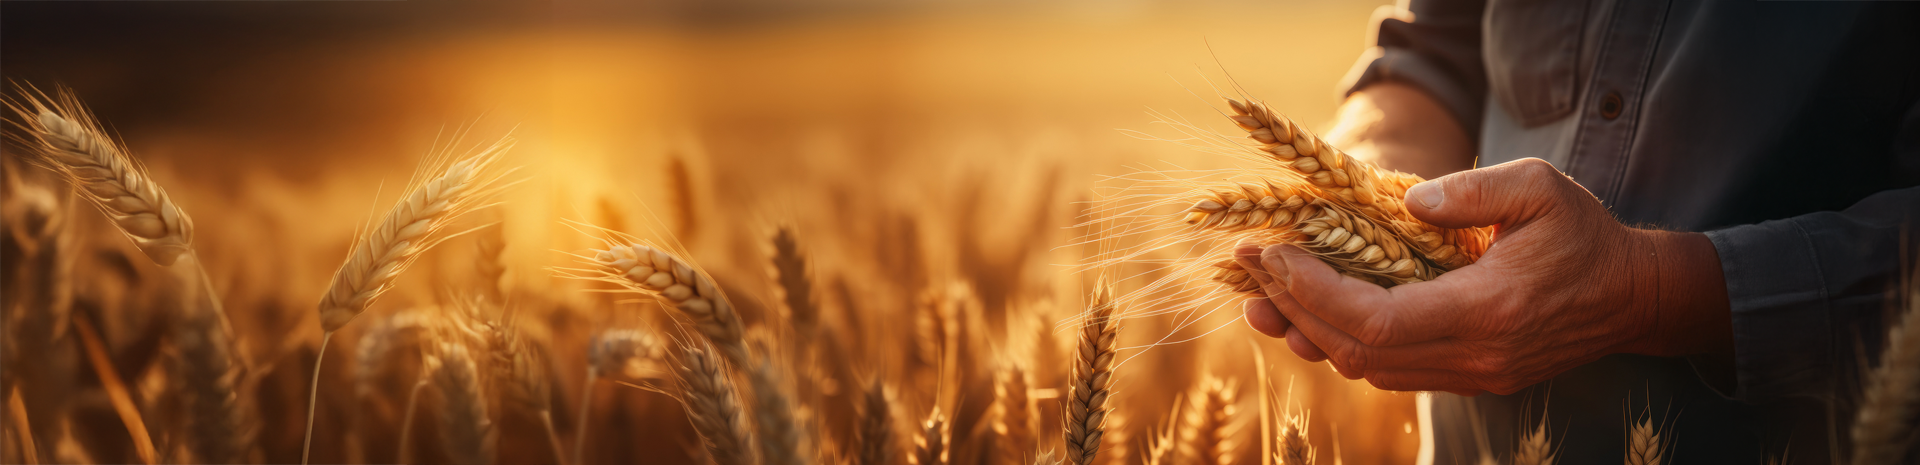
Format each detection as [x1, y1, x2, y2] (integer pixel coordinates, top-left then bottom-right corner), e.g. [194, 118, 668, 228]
[1269, 289, 1479, 375]
[1266, 245, 1481, 346]
[1361, 369, 1483, 393]
[1403, 158, 1590, 229]
[1243, 298, 1288, 338]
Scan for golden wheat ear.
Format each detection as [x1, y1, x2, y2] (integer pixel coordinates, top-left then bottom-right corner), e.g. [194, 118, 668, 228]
[675, 340, 757, 465]
[5, 85, 193, 266]
[1853, 257, 1920, 465]
[1064, 280, 1118, 465]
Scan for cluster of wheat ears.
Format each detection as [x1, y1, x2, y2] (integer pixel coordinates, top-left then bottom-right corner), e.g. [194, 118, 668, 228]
[2, 84, 1915, 465]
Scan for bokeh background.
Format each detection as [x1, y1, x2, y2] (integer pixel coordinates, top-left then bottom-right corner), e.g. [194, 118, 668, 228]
[3, 0, 1422, 463]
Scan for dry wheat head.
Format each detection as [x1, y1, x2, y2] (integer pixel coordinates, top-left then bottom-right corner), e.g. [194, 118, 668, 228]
[318, 138, 513, 331]
[1180, 374, 1238, 465]
[771, 226, 818, 336]
[993, 364, 1037, 462]
[855, 377, 896, 465]
[1513, 419, 1552, 465]
[912, 408, 950, 465]
[1064, 281, 1118, 465]
[748, 356, 807, 465]
[1851, 270, 1920, 465]
[1189, 189, 1434, 287]
[675, 341, 755, 465]
[588, 328, 665, 379]
[1223, 98, 1488, 271]
[173, 309, 257, 464]
[1624, 416, 1663, 465]
[8, 89, 193, 265]
[429, 341, 496, 465]
[481, 314, 550, 414]
[1143, 402, 1179, 465]
[1275, 414, 1313, 465]
[590, 243, 749, 365]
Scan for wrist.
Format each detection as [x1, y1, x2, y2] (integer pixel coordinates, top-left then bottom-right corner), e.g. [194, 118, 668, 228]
[1623, 229, 1734, 357]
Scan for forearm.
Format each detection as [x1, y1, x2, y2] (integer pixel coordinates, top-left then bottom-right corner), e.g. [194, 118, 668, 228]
[1326, 82, 1477, 180]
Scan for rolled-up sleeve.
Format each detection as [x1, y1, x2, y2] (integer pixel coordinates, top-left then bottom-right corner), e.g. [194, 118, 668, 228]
[1338, 0, 1491, 137]
[1705, 186, 1919, 403]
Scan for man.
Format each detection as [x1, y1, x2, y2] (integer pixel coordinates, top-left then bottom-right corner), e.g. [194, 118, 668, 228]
[1234, 1, 1920, 463]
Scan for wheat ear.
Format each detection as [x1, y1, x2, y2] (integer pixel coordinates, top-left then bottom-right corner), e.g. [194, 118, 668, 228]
[855, 377, 896, 465]
[771, 226, 819, 337]
[1064, 281, 1118, 465]
[172, 307, 256, 464]
[586, 243, 749, 365]
[912, 408, 950, 465]
[1513, 418, 1552, 465]
[1223, 98, 1488, 270]
[1623, 413, 1663, 465]
[475, 222, 508, 304]
[1852, 267, 1920, 465]
[477, 309, 564, 465]
[1189, 189, 1434, 287]
[993, 365, 1037, 462]
[676, 341, 755, 465]
[429, 342, 496, 465]
[748, 357, 807, 465]
[6, 88, 192, 265]
[577, 329, 663, 463]
[1275, 414, 1313, 465]
[1180, 374, 1238, 465]
[1143, 400, 1179, 465]
[304, 136, 513, 464]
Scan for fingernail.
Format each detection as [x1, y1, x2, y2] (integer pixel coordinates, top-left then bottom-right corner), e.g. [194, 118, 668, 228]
[1261, 247, 1291, 283]
[1409, 180, 1444, 209]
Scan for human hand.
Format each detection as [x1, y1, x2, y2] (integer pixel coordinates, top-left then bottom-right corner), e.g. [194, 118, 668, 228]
[1235, 158, 1732, 395]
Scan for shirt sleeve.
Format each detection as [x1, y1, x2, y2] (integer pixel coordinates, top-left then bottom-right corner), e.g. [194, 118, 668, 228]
[1337, 0, 1491, 138]
[1704, 186, 1920, 403]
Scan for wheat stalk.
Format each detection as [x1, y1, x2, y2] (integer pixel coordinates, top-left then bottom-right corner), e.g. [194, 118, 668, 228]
[1222, 98, 1489, 271]
[1180, 374, 1238, 465]
[583, 243, 749, 366]
[427, 341, 496, 465]
[676, 341, 755, 465]
[1513, 418, 1552, 465]
[993, 365, 1037, 462]
[1852, 267, 1920, 465]
[1064, 281, 1118, 465]
[912, 408, 950, 465]
[855, 377, 896, 465]
[5, 87, 192, 266]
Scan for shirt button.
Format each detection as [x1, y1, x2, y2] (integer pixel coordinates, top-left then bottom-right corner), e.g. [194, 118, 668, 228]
[1600, 92, 1624, 120]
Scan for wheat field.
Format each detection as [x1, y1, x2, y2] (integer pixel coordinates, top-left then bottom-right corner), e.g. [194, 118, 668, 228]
[9, 2, 1911, 465]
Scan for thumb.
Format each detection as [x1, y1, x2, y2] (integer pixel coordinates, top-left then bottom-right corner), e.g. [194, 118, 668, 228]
[1402, 158, 1581, 229]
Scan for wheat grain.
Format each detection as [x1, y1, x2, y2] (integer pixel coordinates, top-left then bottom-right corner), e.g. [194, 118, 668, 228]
[1624, 414, 1663, 465]
[911, 408, 949, 465]
[993, 365, 1037, 462]
[1222, 98, 1489, 271]
[855, 377, 896, 465]
[676, 342, 755, 465]
[587, 243, 749, 366]
[1180, 374, 1238, 465]
[1513, 419, 1552, 465]
[1852, 268, 1919, 465]
[430, 341, 496, 465]
[1187, 187, 1434, 287]
[1064, 281, 1118, 465]
[317, 136, 514, 331]
[6, 87, 192, 266]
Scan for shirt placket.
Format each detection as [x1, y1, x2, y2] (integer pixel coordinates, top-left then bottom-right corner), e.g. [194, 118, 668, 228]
[1564, 0, 1671, 205]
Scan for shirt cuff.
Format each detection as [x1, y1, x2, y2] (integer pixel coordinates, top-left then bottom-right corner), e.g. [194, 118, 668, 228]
[1704, 220, 1831, 403]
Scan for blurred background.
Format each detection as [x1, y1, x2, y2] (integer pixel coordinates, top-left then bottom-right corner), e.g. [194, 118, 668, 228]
[3, 0, 1420, 463]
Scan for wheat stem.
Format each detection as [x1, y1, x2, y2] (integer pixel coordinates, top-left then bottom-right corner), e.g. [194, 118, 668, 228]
[572, 371, 597, 465]
[397, 375, 428, 464]
[71, 313, 155, 464]
[300, 331, 332, 465]
[538, 411, 567, 465]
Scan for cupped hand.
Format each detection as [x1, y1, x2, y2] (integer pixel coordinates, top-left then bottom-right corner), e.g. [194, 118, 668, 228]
[1236, 158, 1731, 395]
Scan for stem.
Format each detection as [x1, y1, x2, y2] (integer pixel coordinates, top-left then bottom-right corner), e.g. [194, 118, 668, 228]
[572, 371, 597, 465]
[71, 313, 157, 464]
[7, 386, 39, 464]
[397, 377, 428, 464]
[300, 331, 332, 465]
[540, 410, 568, 465]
